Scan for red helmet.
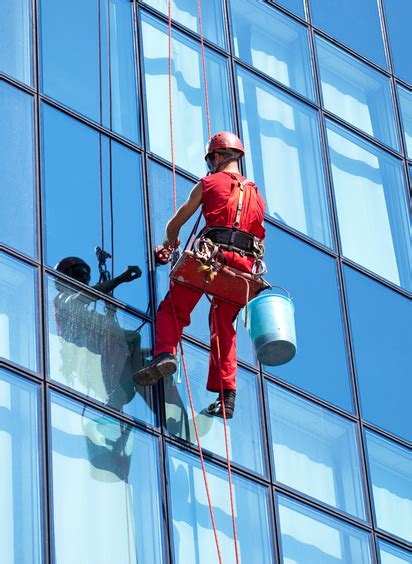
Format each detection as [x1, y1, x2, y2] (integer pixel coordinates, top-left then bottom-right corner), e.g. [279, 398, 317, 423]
[205, 131, 245, 160]
[55, 257, 90, 275]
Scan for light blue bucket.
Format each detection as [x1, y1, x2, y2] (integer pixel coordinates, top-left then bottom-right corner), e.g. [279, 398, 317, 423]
[242, 288, 296, 366]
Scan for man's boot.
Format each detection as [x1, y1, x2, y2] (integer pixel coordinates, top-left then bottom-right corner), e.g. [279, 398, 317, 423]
[206, 389, 236, 419]
[134, 352, 177, 386]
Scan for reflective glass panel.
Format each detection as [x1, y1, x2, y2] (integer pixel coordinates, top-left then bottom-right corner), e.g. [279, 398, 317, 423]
[0, 0, 32, 84]
[267, 382, 366, 519]
[237, 66, 332, 248]
[263, 223, 353, 412]
[344, 266, 411, 443]
[310, 0, 387, 69]
[165, 342, 264, 475]
[365, 430, 412, 543]
[50, 392, 164, 563]
[42, 104, 149, 312]
[231, 0, 314, 100]
[46, 275, 154, 426]
[277, 494, 372, 563]
[382, 0, 412, 85]
[167, 444, 274, 563]
[144, 0, 225, 47]
[316, 35, 399, 150]
[398, 85, 412, 159]
[326, 120, 411, 291]
[378, 540, 412, 564]
[141, 11, 233, 177]
[0, 369, 42, 564]
[0, 252, 38, 372]
[0, 81, 36, 257]
[272, 0, 305, 19]
[40, 0, 139, 143]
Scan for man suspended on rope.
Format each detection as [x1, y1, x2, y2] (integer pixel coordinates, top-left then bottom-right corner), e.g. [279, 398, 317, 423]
[134, 132, 266, 418]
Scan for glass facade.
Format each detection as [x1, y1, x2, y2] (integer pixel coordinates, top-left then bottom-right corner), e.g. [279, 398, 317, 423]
[0, 1, 410, 563]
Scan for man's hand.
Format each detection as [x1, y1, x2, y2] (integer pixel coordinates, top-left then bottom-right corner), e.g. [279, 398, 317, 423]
[162, 236, 180, 249]
[120, 265, 142, 282]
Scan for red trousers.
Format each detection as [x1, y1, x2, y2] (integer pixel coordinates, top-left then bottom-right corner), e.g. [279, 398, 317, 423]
[154, 251, 255, 392]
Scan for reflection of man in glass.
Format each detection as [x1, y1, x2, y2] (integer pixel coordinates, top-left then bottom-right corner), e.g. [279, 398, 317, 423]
[53, 257, 146, 409]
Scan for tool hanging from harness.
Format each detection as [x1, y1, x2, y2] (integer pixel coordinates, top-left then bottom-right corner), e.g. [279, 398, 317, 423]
[167, 178, 270, 308]
[95, 246, 112, 284]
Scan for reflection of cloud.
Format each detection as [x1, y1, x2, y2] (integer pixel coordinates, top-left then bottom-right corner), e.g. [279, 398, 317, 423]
[372, 485, 412, 541]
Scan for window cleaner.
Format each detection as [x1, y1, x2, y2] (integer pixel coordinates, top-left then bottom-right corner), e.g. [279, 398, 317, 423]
[134, 131, 269, 418]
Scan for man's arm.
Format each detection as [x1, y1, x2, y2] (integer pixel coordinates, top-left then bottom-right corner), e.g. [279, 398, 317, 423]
[163, 181, 202, 247]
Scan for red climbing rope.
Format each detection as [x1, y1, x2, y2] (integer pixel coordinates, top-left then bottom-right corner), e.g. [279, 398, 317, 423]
[168, 0, 177, 214]
[197, 0, 211, 139]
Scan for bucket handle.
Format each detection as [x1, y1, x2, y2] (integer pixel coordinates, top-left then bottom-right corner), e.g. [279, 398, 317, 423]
[271, 285, 293, 301]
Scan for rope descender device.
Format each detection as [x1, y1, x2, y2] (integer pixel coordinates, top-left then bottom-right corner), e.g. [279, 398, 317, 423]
[154, 244, 181, 267]
[95, 246, 112, 283]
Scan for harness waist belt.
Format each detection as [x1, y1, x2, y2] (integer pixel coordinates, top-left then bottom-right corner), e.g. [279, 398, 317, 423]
[202, 227, 263, 257]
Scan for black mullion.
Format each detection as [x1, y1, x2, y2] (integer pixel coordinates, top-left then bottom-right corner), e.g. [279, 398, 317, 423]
[267, 0, 307, 25]
[0, 361, 43, 384]
[158, 437, 174, 564]
[0, 72, 36, 95]
[375, 531, 412, 553]
[362, 420, 411, 451]
[0, 244, 40, 268]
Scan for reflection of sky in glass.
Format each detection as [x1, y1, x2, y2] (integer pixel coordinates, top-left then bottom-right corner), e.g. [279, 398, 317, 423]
[267, 383, 366, 519]
[326, 120, 411, 291]
[168, 445, 273, 563]
[365, 431, 412, 543]
[273, 0, 305, 19]
[397, 85, 412, 159]
[0, 0, 32, 84]
[382, 0, 412, 84]
[0, 369, 42, 564]
[379, 540, 412, 564]
[237, 66, 332, 248]
[165, 341, 264, 475]
[51, 393, 164, 563]
[277, 495, 372, 563]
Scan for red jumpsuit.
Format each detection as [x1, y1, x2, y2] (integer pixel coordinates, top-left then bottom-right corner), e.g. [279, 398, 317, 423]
[154, 171, 266, 392]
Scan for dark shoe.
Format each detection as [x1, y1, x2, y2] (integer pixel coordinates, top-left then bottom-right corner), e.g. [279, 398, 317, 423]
[134, 353, 177, 386]
[206, 390, 236, 419]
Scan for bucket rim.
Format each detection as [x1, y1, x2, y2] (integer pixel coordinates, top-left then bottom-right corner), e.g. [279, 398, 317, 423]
[242, 291, 295, 322]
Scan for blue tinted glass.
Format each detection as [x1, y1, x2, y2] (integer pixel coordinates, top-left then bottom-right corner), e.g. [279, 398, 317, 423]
[0, 0, 32, 84]
[0, 252, 38, 372]
[365, 431, 412, 543]
[168, 444, 274, 563]
[326, 120, 411, 291]
[263, 224, 353, 412]
[316, 36, 399, 150]
[0, 81, 36, 257]
[0, 369, 42, 564]
[40, 0, 139, 143]
[267, 382, 366, 519]
[272, 0, 305, 19]
[46, 275, 154, 426]
[230, 0, 314, 100]
[165, 342, 265, 475]
[277, 494, 373, 563]
[144, 0, 225, 47]
[310, 0, 387, 68]
[344, 266, 411, 443]
[379, 540, 412, 564]
[141, 11, 233, 177]
[383, 0, 412, 85]
[50, 392, 164, 562]
[397, 85, 412, 159]
[237, 66, 333, 248]
[42, 104, 149, 312]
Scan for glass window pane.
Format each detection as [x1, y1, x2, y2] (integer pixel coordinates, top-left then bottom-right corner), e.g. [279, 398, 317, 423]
[42, 104, 149, 312]
[378, 540, 412, 564]
[263, 223, 353, 412]
[310, 0, 387, 69]
[141, 11, 233, 177]
[0, 252, 38, 372]
[365, 430, 412, 543]
[277, 494, 373, 563]
[0, 81, 36, 257]
[237, 66, 333, 248]
[272, 0, 306, 19]
[326, 120, 411, 291]
[0, 0, 32, 84]
[397, 85, 412, 159]
[316, 35, 399, 150]
[50, 392, 164, 563]
[382, 0, 412, 85]
[230, 0, 314, 100]
[267, 382, 366, 519]
[143, 0, 225, 48]
[165, 342, 265, 475]
[0, 369, 42, 564]
[167, 444, 274, 563]
[40, 0, 139, 143]
[46, 274, 154, 426]
[344, 266, 411, 443]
